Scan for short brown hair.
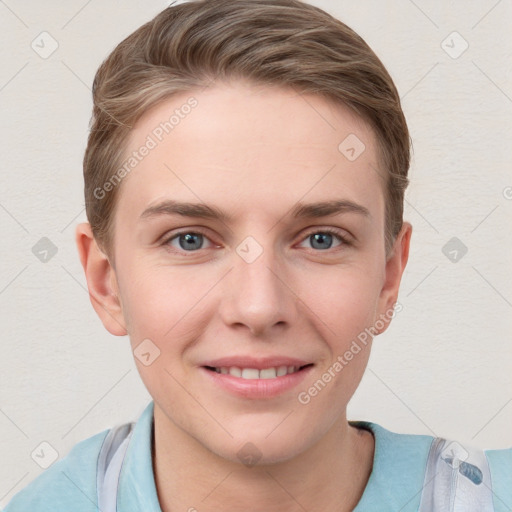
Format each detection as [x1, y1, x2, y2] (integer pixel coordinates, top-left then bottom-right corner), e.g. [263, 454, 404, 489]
[83, 0, 410, 260]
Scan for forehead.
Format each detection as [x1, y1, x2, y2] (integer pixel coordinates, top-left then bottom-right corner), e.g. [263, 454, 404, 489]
[114, 81, 384, 228]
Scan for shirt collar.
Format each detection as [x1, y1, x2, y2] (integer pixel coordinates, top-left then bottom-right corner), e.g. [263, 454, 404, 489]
[350, 420, 433, 511]
[115, 402, 432, 511]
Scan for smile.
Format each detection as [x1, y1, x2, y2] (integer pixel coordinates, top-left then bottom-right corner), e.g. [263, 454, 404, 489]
[204, 365, 312, 379]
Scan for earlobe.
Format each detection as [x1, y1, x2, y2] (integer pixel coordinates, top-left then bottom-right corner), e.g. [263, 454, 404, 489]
[376, 222, 412, 334]
[75, 222, 128, 336]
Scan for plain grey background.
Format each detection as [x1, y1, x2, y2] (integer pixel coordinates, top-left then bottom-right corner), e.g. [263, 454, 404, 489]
[1, 0, 511, 504]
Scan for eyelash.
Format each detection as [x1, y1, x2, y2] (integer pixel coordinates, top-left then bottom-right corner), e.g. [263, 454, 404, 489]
[161, 227, 352, 255]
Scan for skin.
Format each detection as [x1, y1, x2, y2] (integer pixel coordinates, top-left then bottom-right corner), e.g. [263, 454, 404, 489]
[76, 80, 411, 511]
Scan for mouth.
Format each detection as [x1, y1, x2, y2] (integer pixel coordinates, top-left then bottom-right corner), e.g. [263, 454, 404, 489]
[203, 364, 314, 380]
[199, 357, 315, 398]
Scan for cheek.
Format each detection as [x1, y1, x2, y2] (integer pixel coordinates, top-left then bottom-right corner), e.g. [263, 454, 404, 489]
[118, 267, 202, 403]
[119, 263, 207, 341]
[299, 264, 382, 341]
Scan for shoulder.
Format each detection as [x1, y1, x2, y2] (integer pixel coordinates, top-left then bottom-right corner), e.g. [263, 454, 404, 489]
[4, 428, 110, 512]
[485, 446, 512, 512]
[351, 421, 435, 511]
[352, 421, 512, 512]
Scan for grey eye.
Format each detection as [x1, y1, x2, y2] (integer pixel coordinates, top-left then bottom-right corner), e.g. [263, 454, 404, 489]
[178, 233, 204, 251]
[309, 233, 334, 250]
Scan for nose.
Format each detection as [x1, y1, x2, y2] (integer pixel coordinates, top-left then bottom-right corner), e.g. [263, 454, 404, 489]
[218, 239, 296, 338]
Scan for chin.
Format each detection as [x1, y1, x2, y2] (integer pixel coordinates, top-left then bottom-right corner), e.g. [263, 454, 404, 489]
[209, 430, 313, 468]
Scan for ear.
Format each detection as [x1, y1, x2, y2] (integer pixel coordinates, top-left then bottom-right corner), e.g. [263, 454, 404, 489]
[75, 222, 127, 336]
[375, 221, 412, 334]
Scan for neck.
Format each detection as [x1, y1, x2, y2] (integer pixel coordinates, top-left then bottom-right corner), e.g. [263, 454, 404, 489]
[152, 406, 374, 512]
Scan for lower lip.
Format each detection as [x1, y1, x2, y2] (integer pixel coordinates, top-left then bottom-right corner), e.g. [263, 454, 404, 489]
[200, 366, 313, 399]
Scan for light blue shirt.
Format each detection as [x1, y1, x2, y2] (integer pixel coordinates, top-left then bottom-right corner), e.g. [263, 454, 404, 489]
[4, 401, 511, 511]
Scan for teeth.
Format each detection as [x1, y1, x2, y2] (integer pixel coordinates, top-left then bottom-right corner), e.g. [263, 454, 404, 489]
[229, 367, 242, 377]
[277, 365, 288, 377]
[259, 368, 277, 379]
[241, 368, 260, 379]
[214, 365, 303, 379]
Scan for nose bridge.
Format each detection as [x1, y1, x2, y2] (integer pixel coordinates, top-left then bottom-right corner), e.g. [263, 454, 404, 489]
[220, 234, 292, 334]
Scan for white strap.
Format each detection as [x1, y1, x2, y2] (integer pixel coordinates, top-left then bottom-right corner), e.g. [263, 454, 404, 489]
[419, 437, 494, 511]
[96, 423, 134, 512]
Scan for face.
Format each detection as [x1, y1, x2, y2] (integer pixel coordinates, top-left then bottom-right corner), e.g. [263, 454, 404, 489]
[87, 81, 409, 464]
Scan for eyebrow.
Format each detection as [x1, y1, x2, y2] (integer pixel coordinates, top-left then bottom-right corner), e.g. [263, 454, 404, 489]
[139, 199, 370, 222]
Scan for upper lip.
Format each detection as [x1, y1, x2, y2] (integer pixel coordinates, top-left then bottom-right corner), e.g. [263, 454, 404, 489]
[199, 356, 313, 370]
